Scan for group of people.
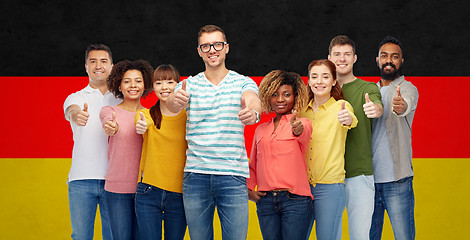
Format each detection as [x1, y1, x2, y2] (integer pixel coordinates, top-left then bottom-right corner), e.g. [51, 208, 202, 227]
[63, 24, 418, 240]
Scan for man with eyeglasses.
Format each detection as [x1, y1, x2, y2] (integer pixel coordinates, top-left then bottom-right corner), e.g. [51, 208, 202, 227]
[168, 24, 261, 240]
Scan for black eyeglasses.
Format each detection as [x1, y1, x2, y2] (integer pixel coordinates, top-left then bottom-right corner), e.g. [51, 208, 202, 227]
[198, 42, 227, 53]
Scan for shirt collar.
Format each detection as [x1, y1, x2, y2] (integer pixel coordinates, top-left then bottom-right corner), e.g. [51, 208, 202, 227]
[377, 75, 405, 88]
[307, 96, 336, 110]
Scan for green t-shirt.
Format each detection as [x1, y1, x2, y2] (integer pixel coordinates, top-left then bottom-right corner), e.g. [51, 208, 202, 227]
[342, 78, 382, 178]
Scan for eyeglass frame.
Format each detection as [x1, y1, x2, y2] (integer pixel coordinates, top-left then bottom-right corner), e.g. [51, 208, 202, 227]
[198, 42, 228, 53]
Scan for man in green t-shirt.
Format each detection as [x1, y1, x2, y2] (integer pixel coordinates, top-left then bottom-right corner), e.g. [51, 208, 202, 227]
[327, 35, 383, 240]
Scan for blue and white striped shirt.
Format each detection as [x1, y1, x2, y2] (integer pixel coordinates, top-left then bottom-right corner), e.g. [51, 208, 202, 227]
[175, 70, 258, 177]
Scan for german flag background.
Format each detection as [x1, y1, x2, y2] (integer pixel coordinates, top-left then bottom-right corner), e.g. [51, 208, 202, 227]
[1, 1, 469, 239]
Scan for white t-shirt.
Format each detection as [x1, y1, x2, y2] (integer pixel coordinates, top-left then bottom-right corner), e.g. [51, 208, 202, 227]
[63, 85, 122, 182]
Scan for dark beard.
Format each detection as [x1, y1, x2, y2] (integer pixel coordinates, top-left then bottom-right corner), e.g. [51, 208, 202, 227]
[380, 63, 401, 80]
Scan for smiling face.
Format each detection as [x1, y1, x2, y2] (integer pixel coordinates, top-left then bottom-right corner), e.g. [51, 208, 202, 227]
[270, 84, 295, 115]
[377, 43, 404, 80]
[85, 50, 113, 86]
[153, 79, 178, 102]
[197, 31, 229, 69]
[119, 70, 145, 100]
[308, 64, 337, 98]
[328, 44, 357, 76]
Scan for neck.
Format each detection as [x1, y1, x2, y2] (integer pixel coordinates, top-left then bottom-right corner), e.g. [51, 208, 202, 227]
[380, 77, 397, 87]
[159, 100, 179, 116]
[336, 72, 356, 86]
[313, 95, 331, 108]
[204, 66, 229, 85]
[274, 112, 288, 123]
[89, 81, 108, 95]
[118, 98, 142, 112]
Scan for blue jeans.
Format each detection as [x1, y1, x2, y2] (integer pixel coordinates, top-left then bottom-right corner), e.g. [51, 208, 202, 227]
[307, 183, 345, 240]
[338, 174, 375, 240]
[68, 179, 112, 240]
[104, 190, 140, 240]
[370, 176, 415, 240]
[135, 182, 187, 240]
[182, 172, 249, 240]
[256, 191, 312, 240]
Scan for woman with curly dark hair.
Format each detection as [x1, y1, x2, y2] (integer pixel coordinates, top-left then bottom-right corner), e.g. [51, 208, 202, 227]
[246, 70, 313, 240]
[99, 59, 153, 240]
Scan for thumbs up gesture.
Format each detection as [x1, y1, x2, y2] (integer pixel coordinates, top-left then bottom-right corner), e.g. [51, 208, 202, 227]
[393, 86, 407, 115]
[290, 110, 304, 136]
[104, 111, 119, 136]
[172, 79, 190, 111]
[238, 97, 257, 125]
[337, 101, 353, 126]
[363, 93, 380, 118]
[136, 112, 148, 135]
[74, 102, 90, 126]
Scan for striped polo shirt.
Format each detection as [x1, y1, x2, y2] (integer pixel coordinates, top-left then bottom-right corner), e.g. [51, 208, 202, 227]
[175, 70, 258, 177]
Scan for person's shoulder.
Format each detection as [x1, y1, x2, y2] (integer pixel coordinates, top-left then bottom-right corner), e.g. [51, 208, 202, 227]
[66, 85, 91, 98]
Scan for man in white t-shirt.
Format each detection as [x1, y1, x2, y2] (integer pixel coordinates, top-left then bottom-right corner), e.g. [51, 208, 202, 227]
[63, 44, 121, 240]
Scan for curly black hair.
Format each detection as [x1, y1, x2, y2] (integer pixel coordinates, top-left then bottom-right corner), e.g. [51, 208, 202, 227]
[259, 70, 309, 113]
[107, 59, 154, 99]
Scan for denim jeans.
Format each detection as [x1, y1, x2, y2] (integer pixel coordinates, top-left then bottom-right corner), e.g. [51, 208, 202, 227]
[182, 172, 249, 240]
[104, 190, 140, 240]
[68, 179, 112, 240]
[337, 174, 375, 240]
[307, 183, 345, 240]
[370, 176, 415, 240]
[135, 182, 187, 240]
[256, 191, 312, 240]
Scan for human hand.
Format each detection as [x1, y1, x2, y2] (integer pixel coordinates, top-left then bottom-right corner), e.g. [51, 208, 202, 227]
[393, 86, 407, 115]
[338, 101, 353, 126]
[238, 98, 257, 125]
[104, 111, 118, 136]
[136, 112, 147, 135]
[173, 80, 190, 111]
[290, 110, 304, 136]
[363, 93, 380, 118]
[248, 189, 266, 203]
[73, 102, 90, 126]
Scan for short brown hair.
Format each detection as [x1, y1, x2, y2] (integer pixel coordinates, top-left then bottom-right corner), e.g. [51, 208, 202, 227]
[307, 59, 344, 101]
[329, 35, 356, 54]
[198, 25, 227, 45]
[85, 43, 112, 64]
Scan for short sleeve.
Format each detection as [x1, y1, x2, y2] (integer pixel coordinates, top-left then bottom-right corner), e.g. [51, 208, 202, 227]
[366, 82, 383, 107]
[241, 76, 258, 95]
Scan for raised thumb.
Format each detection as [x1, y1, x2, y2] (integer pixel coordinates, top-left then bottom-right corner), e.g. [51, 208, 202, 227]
[365, 93, 371, 103]
[182, 79, 186, 91]
[83, 102, 88, 112]
[241, 97, 246, 109]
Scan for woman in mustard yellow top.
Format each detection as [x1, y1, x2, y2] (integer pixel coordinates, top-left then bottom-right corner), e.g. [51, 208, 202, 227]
[299, 59, 357, 240]
[134, 64, 187, 239]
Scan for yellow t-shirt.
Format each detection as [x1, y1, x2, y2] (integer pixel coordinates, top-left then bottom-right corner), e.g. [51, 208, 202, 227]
[299, 97, 357, 186]
[135, 108, 187, 193]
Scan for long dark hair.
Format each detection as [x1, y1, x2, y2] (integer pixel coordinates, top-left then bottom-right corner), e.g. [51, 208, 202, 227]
[150, 64, 181, 129]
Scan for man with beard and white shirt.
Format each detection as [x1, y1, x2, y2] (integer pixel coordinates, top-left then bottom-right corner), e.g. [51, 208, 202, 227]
[168, 24, 261, 240]
[63, 44, 121, 240]
[370, 36, 418, 240]
[327, 35, 383, 240]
